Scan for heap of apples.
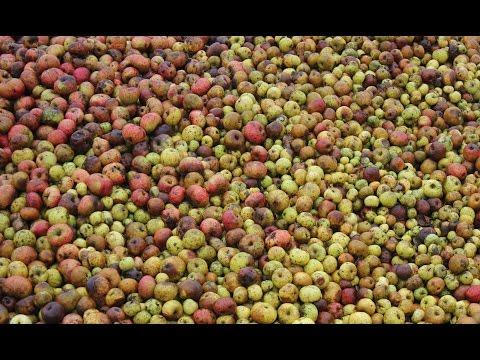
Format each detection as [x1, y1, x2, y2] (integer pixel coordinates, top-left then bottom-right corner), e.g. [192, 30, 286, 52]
[0, 36, 480, 324]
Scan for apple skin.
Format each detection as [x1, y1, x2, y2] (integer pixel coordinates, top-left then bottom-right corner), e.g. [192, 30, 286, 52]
[2, 275, 33, 298]
[426, 141, 446, 161]
[47, 129, 68, 146]
[363, 166, 380, 182]
[265, 230, 292, 250]
[244, 161, 267, 179]
[26, 192, 43, 209]
[138, 275, 156, 300]
[30, 219, 50, 237]
[193, 308, 216, 324]
[42, 186, 61, 208]
[129, 173, 152, 192]
[0, 184, 16, 209]
[222, 210, 243, 231]
[73, 67, 90, 83]
[200, 218, 223, 238]
[463, 143, 480, 162]
[131, 189, 149, 207]
[191, 78, 211, 96]
[250, 145, 268, 162]
[243, 120, 266, 144]
[186, 185, 209, 207]
[308, 98, 326, 113]
[466, 285, 480, 303]
[168, 185, 185, 205]
[41, 301, 66, 324]
[245, 192, 266, 208]
[204, 173, 229, 195]
[153, 228, 171, 250]
[341, 288, 357, 305]
[389, 130, 409, 146]
[446, 163, 467, 180]
[78, 195, 103, 217]
[317, 311, 334, 324]
[328, 302, 344, 319]
[213, 297, 237, 316]
[47, 224, 74, 247]
[315, 137, 333, 154]
[86, 174, 114, 197]
[140, 112, 161, 133]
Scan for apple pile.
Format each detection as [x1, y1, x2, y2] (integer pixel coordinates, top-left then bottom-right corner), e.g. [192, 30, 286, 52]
[0, 36, 480, 324]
